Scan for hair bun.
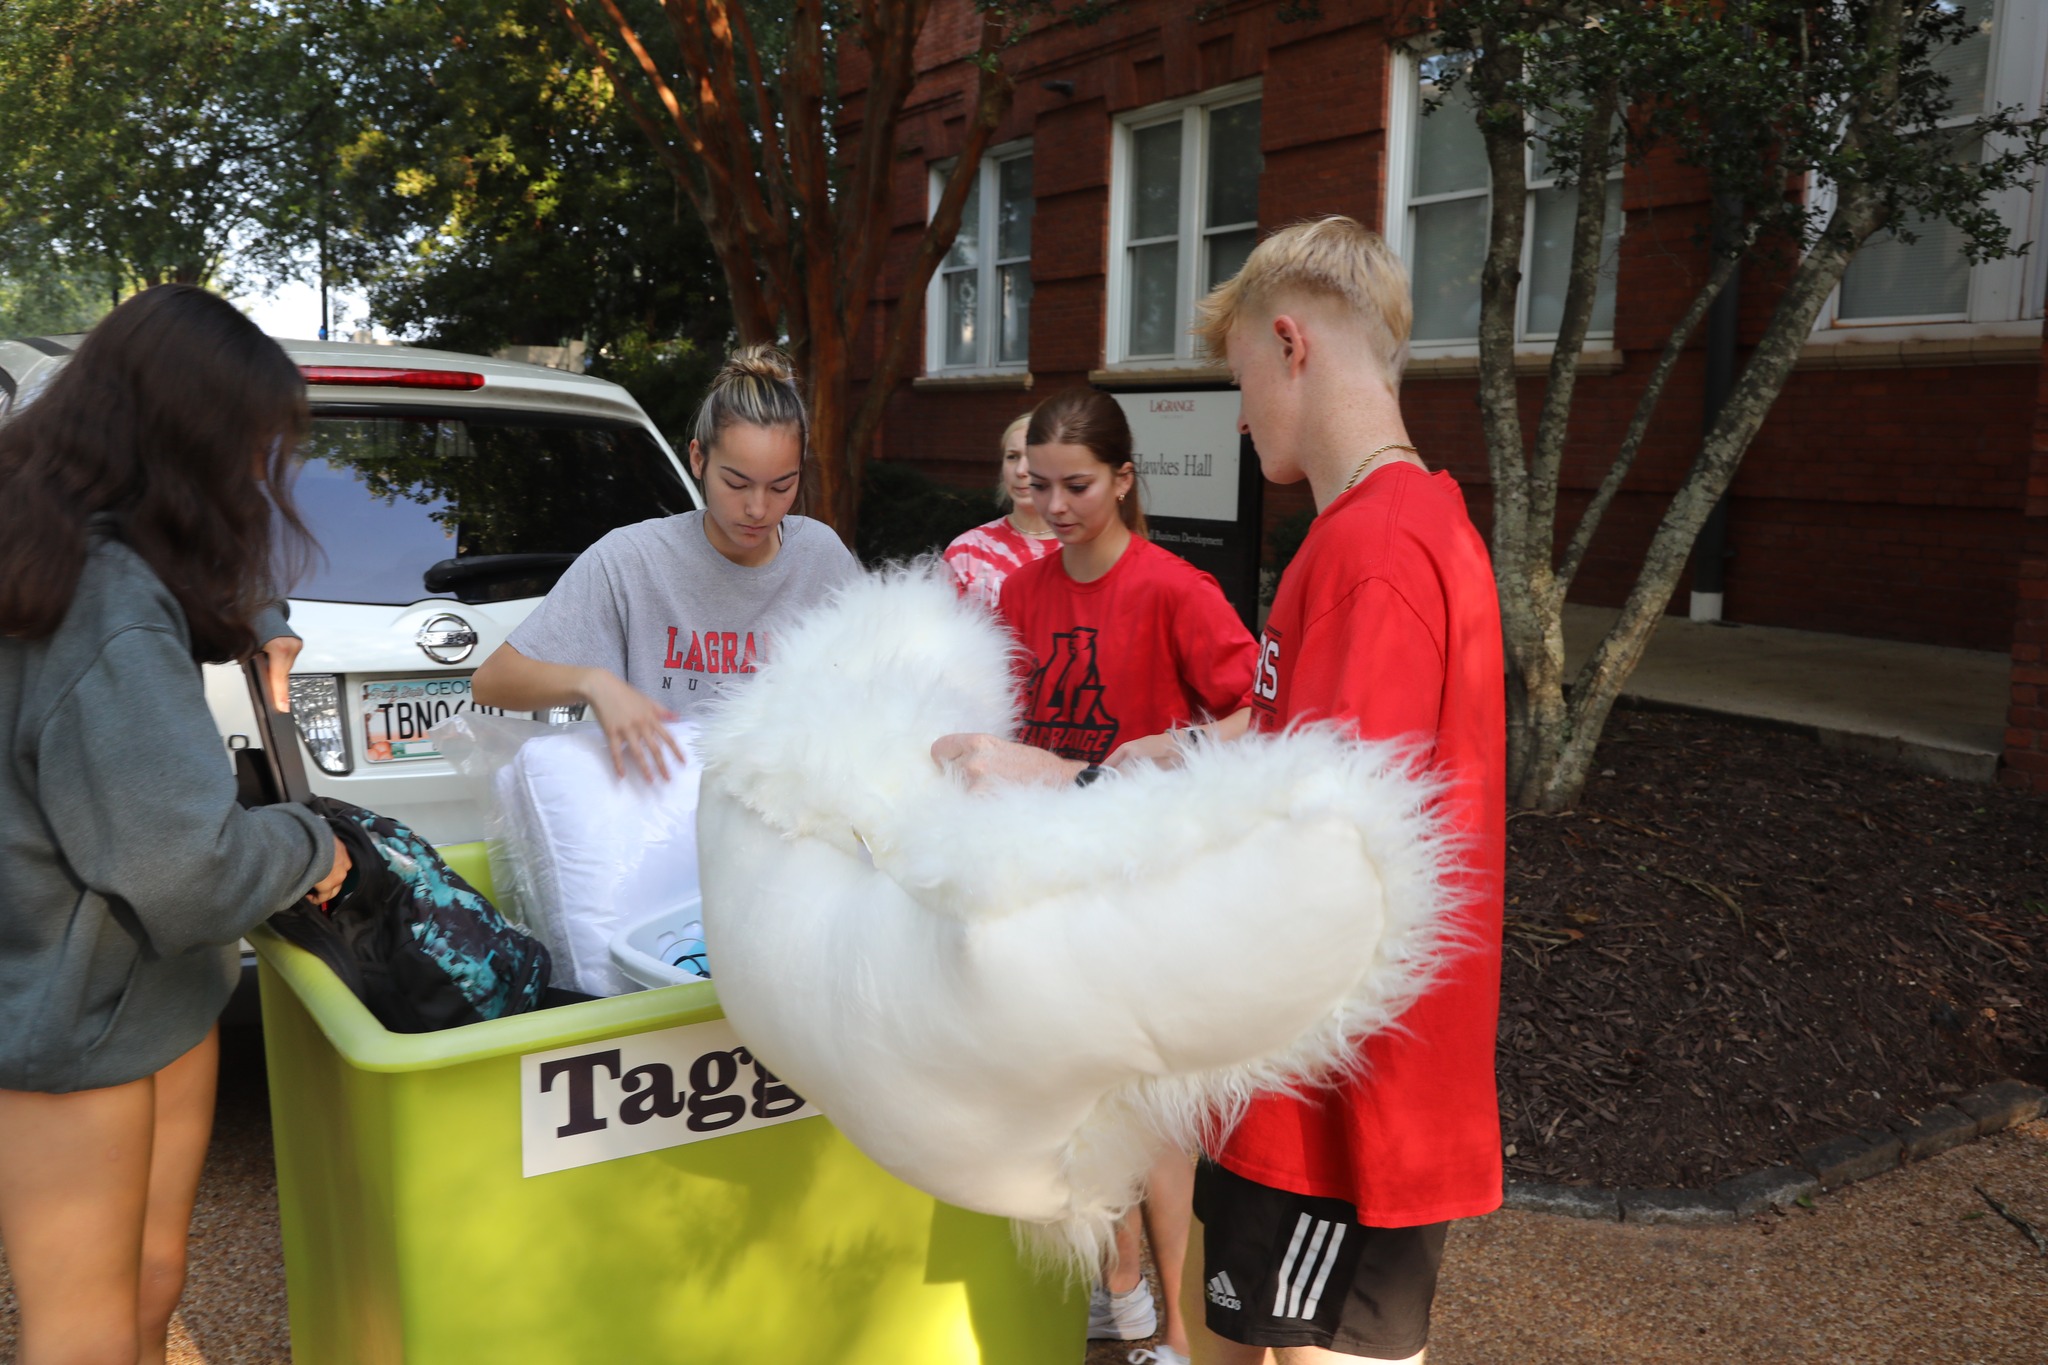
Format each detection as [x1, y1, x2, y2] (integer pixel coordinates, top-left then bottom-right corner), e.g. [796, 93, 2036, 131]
[720, 343, 796, 388]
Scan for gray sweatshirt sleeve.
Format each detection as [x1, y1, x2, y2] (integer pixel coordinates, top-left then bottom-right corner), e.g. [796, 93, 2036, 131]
[33, 623, 334, 958]
[250, 599, 295, 645]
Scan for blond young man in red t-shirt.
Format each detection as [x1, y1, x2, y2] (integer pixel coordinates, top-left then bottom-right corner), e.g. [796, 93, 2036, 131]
[936, 216, 1504, 1364]
[1170, 218, 1505, 1364]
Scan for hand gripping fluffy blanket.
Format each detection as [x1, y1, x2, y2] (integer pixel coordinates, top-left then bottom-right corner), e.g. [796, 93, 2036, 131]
[693, 565, 1463, 1268]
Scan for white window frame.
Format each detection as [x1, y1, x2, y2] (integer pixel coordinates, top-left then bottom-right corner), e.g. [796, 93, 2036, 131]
[925, 139, 1034, 376]
[1810, 0, 2048, 343]
[1105, 78, 1264, 368]
[1383, 48, 1625, 360]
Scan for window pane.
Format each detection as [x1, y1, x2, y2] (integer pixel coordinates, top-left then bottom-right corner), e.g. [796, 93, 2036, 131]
[1131, 120, 1183, 241]
[998, 155, 1034, 259]
[1410, 195, 1488, 342]
[1206, 228, 1257, 291]
[999, 263, 1032, 366]
[944, 171, 982, 269]
[1928, 0, 1994, 118]
[1592, 179, 1622, 335]
[1415, 61, 1489, 199]
[1839, 131, 1981, 319]
[1127, 240, 1181, 356]
[1525, 180, 1623, 336]
[1839, 213, 1973, 319]
[291, 417, 689, 606]
[944, 270, 979, 366]
[1206, 100, 1263, 227]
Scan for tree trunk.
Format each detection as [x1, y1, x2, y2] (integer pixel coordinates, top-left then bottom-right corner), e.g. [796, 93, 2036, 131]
[560, 0, 1013, 546]
[1464, 0, 1910, 812]
[1515, 198, 1876, 810]
[1468, 37, 1566, 806]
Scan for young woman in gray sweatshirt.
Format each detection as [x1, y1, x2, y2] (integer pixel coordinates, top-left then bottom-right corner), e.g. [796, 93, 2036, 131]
[0, 285, 351, 1364]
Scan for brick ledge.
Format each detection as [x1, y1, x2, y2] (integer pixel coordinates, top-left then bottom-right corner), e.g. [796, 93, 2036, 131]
[1794, 334, 2041, 370]
[912, 371, 1035, 392]
[1405, 349, 1626, 381]
[1088, 364, 1234, 388]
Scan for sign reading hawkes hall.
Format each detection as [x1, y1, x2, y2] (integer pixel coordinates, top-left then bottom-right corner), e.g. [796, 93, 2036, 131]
[1111, 390, 1260, 628]
[1115, 391, 1241, 527]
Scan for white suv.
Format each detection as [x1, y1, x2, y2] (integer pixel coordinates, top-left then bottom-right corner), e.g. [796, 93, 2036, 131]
[0, 336, 703, 844]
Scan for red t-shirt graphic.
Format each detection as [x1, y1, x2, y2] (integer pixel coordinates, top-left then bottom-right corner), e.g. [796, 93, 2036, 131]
[999, 537, 1256, 765]
[1221, 462, 1507, 1227]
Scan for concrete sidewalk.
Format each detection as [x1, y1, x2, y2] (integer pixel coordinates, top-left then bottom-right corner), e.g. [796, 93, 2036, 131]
[1562, 605, 2012, 782]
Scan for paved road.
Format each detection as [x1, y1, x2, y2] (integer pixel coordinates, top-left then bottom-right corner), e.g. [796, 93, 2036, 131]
[5, 1036, 2042, 1364]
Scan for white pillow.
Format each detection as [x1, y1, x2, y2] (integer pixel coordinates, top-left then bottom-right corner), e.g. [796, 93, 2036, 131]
[498, 722, 702, 996]
[695, 565, 1460, 1269]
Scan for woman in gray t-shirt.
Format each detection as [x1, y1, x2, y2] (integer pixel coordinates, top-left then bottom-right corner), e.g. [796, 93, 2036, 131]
[472, 347, 858, 780]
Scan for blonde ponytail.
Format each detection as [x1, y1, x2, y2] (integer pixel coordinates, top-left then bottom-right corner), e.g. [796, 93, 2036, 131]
[691, 344, 808, 461]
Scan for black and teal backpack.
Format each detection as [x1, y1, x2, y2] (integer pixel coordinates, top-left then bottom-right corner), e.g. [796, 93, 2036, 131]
[270, 798, 551, 1032]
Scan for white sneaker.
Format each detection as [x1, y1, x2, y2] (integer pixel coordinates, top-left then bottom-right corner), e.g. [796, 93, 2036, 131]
[1087, 1280, 1158, 1340]
[1128, 1348, 1190, 1365]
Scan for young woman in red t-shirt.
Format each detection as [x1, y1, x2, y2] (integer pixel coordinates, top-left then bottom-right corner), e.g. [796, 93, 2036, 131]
[942, 412, 1060, 609]
[997, 387, 1257, 1362]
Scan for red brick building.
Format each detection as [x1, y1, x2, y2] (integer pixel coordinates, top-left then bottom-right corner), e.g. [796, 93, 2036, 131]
[846, 0, 2048, 787]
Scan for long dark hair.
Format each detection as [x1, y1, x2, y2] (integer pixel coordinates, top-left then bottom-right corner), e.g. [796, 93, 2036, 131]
[0, 285, 312, 661]
[1026, 387, 1147, 537]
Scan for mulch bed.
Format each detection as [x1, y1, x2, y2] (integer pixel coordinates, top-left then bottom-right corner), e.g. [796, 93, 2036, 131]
[1500, 705, 2048, 1191]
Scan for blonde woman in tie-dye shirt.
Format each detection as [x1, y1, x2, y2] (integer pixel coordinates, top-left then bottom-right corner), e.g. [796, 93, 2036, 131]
[942, 412, 1058, 609]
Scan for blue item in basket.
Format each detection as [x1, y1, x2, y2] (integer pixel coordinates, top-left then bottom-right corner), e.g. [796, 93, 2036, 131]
[662, 923, 711, 978]
[610, 902, 714, 989]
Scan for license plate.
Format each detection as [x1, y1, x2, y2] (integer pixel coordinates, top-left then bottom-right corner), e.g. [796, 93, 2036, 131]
[360, 677, 506, 763]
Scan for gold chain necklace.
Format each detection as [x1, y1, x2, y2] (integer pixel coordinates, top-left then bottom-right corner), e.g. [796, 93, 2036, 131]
[1342, 442, 1420, 493]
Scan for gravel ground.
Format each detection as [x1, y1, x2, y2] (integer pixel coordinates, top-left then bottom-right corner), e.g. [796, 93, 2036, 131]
[1093, 1123, 2048, 1365]
[6, 1061, 2043, 1364]
[1430, 1120, 2048, 1365]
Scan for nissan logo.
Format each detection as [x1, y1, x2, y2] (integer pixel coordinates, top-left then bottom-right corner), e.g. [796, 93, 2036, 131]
[416, 613, 479, 664]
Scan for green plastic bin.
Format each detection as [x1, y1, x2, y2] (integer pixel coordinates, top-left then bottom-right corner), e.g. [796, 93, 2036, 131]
[252, 842, 1081, 1364]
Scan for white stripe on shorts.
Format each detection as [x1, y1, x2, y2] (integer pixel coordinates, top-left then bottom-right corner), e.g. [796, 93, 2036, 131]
[1301, 1222, 1347, 1319]
[1271, 1213, 1314, 1316]
[1284, 1218, 1334, 1318]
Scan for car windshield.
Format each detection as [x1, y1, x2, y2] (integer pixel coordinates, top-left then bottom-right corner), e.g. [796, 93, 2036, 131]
[287, 411, 691, 605]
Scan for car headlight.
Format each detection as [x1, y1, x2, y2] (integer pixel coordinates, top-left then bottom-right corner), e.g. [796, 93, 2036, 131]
[288, 674, 353, 775]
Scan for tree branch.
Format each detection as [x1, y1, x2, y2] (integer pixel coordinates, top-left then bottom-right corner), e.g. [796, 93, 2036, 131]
[1527, 79, 1620, 565]
[724, 0, 790, 230]
[1564, 185, 1877, 784]
[558, 0, 777, 341]
[1551, 240, 1743, 606]
[1471, 35, 1533, 570]
[841, 0, 936, 326]
[783, 0, 839, 364]
[692, 0, 786, 251]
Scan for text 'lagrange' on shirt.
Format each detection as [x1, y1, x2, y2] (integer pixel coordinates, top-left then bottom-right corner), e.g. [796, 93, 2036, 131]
[662, 627, 759, 676]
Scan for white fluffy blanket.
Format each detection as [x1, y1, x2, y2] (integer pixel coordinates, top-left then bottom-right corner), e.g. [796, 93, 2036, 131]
[694, 564, 1461, 1267]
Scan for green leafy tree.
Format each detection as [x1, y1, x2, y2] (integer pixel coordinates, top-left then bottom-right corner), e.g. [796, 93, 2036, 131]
[0, 0, 334, 295]
[321, 0, 733, 439]
[0, 264, 113, 336]
[1407, 0, 2048, 811]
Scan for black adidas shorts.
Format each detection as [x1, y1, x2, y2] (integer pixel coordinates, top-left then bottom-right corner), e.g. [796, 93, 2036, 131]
[1193, 1159, 1447, 1359]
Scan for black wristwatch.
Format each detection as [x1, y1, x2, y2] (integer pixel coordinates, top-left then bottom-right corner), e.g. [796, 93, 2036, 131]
[1074, 764, 1111, 788]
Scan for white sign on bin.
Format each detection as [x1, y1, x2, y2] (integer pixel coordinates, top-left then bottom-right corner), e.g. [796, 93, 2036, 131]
[1112, 391, 1242, 523]
[520, 1017, 820, 1176]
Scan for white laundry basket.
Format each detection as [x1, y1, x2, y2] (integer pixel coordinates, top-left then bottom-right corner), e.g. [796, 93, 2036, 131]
[610, 901, 711, 989]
